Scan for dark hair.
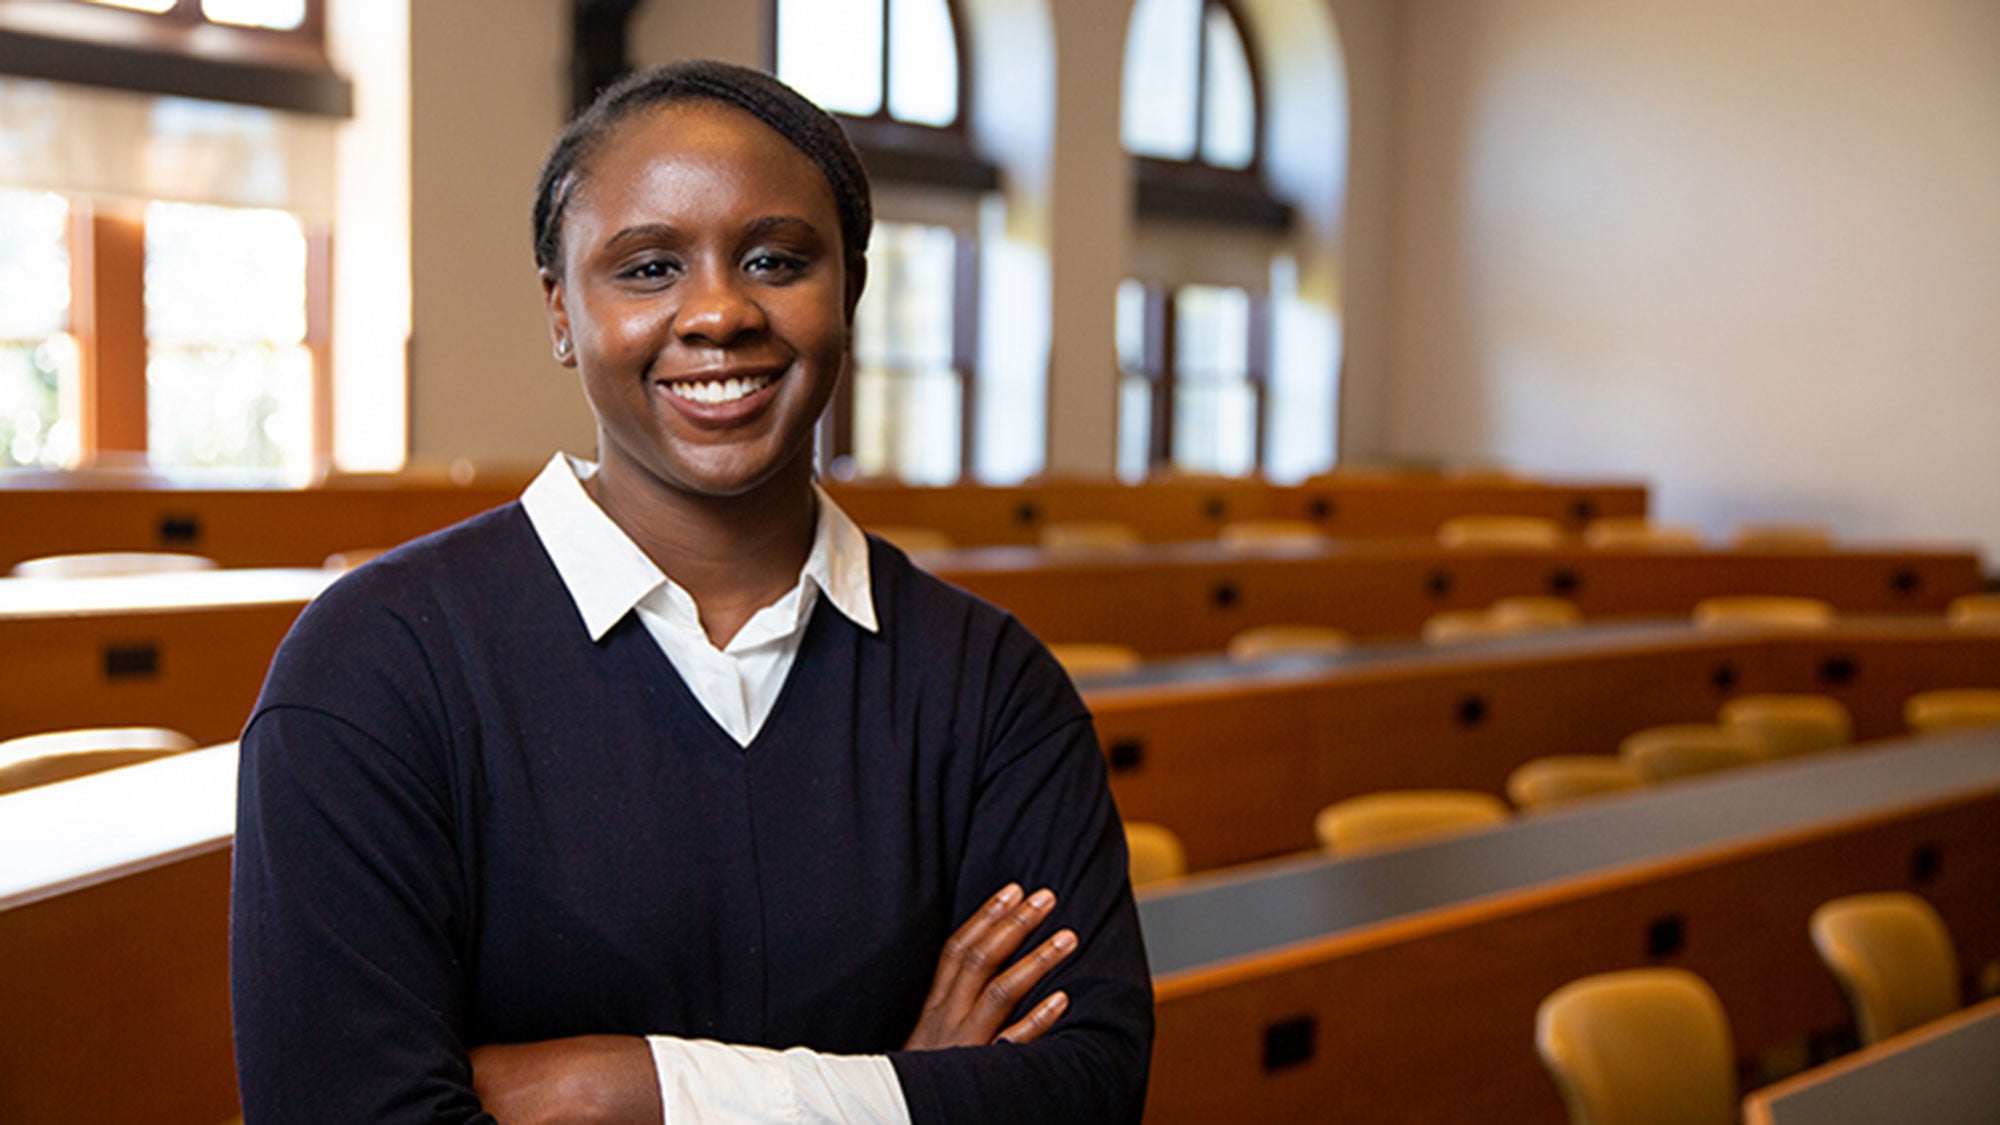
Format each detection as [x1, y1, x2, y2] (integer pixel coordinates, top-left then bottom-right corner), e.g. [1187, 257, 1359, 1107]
[532, 59, 873, 278]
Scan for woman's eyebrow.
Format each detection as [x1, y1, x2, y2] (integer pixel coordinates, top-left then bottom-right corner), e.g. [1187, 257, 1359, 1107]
[742, 215, 824, 241]
[600, 223, 683, 253]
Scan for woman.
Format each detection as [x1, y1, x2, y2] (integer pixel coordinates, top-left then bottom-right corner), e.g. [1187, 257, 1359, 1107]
[231, 60, 1152, 1123]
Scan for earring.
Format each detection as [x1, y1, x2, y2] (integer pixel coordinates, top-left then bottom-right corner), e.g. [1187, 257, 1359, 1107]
[554, 338, 573, 361]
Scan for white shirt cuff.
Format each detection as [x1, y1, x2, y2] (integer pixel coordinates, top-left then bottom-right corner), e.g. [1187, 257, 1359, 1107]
[646, 1036, 911, 1124]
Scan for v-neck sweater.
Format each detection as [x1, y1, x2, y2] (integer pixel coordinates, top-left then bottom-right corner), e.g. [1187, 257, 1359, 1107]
[230, 503, 1154, 1123]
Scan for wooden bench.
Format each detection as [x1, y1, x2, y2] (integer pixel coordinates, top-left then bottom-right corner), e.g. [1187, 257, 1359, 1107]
[1138, 728, 2000, 1123]
[1087, 621, 2000, 869]
[931, 540, 1984, 654]
[0, 471, 1644, 569]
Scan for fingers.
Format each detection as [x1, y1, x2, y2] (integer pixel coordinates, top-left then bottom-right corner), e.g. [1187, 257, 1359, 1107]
[997, 990, 1070, 1045]
[929, 884, 1056, 1009]
[904, 883, 1079, 1050]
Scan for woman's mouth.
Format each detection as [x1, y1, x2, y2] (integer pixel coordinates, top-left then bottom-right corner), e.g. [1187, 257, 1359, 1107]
[663, 371, 778, 405]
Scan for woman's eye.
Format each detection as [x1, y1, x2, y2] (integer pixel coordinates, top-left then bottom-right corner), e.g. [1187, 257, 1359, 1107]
[746, 252, 807, 278]
[620, 258, 677, 282]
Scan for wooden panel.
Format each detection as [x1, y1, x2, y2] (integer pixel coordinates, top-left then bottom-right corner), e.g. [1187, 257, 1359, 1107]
[0, 604, 304, 743]
[1145, 792, 2000, 1124]
[1094, 628, 2000, 869]
[0, 845, 237, 1125]
[934, 544, 1984, 654]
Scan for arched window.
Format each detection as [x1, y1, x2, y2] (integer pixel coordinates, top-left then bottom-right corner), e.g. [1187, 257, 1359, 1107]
[1118, 0, 1289, 480]
[774, 0, 997, 484]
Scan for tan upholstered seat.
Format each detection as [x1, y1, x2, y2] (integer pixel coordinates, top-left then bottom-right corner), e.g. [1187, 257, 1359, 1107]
[1225, 624, 1351, 664]
[1718, 694, 1853, 758]
[1535, 968, 1737, 1125]
[1946, 593, 2000, 629]
[0, 727, 200, 796]
[1617, 723, 1761, 782]
[1216, 520, 1328, 550]
[1505, 755, 1643, 810]
[1046, 643, 1143, 680]
[1313, 789, 1509, 856]
[1582, 518, 1703, 550]
[1039, 520, 1141, 552]
[1421, 609, 1503, 645]
[10, 552, 218, 579]
[1436, 515, 1564, 550]
[324, 548, 389, 571]
[1731, 523, 1834, 550]
[1903, 688, 2000, 735]
[1690, 595, 1836, 630]
[1124, 822, 1187, 887]
[1488, 596, 1585, 634]
[1810, 892, 1962, 1045]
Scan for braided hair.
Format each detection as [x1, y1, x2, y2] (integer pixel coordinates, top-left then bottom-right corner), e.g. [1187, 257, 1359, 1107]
[532, 59, 873, 280]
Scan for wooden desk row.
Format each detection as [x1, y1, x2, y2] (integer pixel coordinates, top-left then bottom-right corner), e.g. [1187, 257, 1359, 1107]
[0, 469, 1646, 569]
[0, 569, 337, 744]
[6, 730, 1996, 1123]
[1087, 621, 2000, 870]
[1744, 993, 2000, 1125]
[824, 474, 1648, 547]
[1138, 728, 2000, 1123]
[931, 539, 1985, 655]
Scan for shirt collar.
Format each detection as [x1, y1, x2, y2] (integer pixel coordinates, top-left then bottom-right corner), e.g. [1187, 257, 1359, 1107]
[520, 453, 876, 642]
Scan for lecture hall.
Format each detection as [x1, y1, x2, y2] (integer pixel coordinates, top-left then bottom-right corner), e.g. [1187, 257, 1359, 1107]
[3, 0, 1998, 1122]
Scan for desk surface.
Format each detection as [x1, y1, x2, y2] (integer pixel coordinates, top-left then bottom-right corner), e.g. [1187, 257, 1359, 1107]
[0, 742, 237, 910]
[0, 568, 338, 619]
[1743, 994, 2000, 1125]
[1138, 728, 2000, 978]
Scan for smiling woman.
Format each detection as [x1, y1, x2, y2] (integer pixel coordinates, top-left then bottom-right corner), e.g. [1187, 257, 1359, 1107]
[229, 60, 1153, 1125]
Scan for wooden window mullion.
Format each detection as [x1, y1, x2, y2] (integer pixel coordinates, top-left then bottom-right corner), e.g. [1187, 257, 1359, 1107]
[72, 203, 149, 463]
[1148, 286, 1175, 471]
[1246, 291, 1269, 474]
[952, 231, 979, 481]
[307, 223, 334, 470]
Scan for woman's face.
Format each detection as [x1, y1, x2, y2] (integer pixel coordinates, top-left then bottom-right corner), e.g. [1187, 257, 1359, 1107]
[544, 101, 858, 500]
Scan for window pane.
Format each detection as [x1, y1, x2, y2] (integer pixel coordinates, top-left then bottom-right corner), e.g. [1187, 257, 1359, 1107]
[1117, 373, 1152, 482]
[147, 344, 312, 470]
[145, 202, 306, 346]
[0, 189, 72, 339]
[1172, 284, 1254, 476]
[1200, 4, 1256, 170]
[1173, 284, 1249, 383]
[1121, 0, 1199, 160]
[853, 222, 960, 483]
[144, 202, 312, 473]
[201, 0, 308, 30]
[888, 0, 958, 127]
[1, 337, 80, 469]
[0, 189, 78, 469]
[778, 0, 885, 117]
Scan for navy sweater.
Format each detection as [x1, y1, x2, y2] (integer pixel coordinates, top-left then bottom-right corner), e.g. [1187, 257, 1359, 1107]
[230, 504, 1153, 1123]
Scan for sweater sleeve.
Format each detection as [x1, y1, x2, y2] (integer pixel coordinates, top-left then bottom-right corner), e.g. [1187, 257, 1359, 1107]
[885, 621, 1156, 1124]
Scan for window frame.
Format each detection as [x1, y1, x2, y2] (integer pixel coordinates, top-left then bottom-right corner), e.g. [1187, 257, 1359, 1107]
[1126, 0, 1291, 231]
[1121, 280, 1271, 477]
[0, 0, 351, 117]
[40, 196, 333, 472]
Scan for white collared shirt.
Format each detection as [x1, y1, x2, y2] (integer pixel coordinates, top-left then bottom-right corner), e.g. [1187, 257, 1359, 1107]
[521, 452, 878, 744]
[519, 452, 909, 1123]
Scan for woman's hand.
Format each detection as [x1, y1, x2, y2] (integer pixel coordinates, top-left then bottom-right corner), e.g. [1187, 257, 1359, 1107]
[470, 1034, 662, 1125]
[902, 883, 1079, 1050]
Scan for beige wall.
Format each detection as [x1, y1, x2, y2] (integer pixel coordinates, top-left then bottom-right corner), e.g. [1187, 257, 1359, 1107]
[1382, 0, 2000, 555]
[402, 0, 1383, 480]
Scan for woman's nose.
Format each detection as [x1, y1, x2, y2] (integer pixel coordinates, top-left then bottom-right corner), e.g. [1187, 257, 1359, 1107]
[673, 268, 767, 345]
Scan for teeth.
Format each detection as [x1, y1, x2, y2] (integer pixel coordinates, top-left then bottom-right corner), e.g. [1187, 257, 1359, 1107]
[666, 373, 775, 405]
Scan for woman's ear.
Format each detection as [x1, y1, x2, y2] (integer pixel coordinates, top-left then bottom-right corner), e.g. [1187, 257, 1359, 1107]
[542, 269, 577, 366]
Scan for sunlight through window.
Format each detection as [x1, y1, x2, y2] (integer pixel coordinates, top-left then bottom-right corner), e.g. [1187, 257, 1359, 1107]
[0, 190, 80, 469]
